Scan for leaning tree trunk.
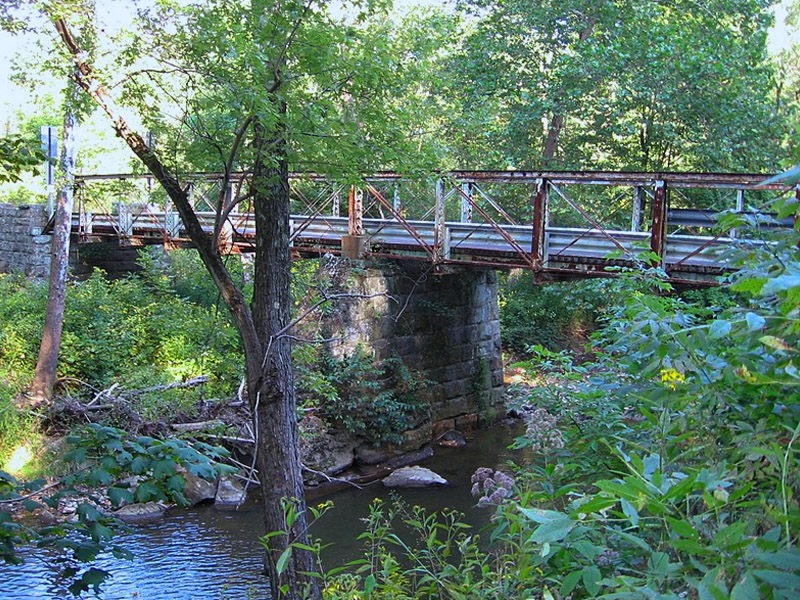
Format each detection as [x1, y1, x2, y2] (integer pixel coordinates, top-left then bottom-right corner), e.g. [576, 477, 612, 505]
[52, 18, 320, 600]
[30, 80, 79, 402]
[250, 105, 321, 600]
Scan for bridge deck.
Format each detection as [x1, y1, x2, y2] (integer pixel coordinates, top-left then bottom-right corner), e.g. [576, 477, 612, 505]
[69, 170, 798, 286]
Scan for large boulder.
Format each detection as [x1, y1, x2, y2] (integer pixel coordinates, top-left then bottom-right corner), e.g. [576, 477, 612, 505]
[382, 466, 448, 488]
[299, 417, 359, 483]
[215, 476, 247, 506]
[114, 502, 166, 522]
[182, 470, 217, 506]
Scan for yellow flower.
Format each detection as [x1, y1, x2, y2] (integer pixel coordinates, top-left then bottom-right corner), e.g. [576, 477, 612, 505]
[660, 368, 686, 390]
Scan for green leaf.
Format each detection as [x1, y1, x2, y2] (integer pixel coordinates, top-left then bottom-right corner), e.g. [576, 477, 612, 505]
[129, 456, 149, 475]
[527, 515, 574, 544]
[582, 565, 602, 596]
[753, 570, 800, 590]
[745, 312, 765, 332]
[731, 573, 759, 600]
[708, 319, 732, 339]
[667, 517, 699, 540]
[67, 567, 110, 595]
[560, 570, 582, 596]
[108, 486, 134, 508]
[751, 550, 800, 571]
[276, 547, 292, 576]
[620, 498, 639, 526]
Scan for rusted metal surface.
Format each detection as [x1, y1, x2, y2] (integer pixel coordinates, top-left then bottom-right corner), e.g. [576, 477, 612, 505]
[70, 169, 796, 285]
[650, 180, 667, 264]
[531, 178, 548, 269]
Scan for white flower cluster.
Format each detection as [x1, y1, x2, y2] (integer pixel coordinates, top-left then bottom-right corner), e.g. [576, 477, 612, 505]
[524, 407, 565, 454]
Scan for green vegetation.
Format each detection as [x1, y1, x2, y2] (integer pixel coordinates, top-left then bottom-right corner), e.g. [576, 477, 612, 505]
[499, 275, 616, 352]
[313, 203, 800, 599]
[297, 346, 428, 445]
[0, 0, 798, 597]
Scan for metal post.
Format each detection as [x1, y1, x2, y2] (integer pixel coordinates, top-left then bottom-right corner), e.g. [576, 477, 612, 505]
[631, 186, 645, 232]
[332, 187, 340, 217]
[393, 185, 402, 218]
[531, 178, 549, 269]
[460, 182, 473, 223]
[342, 185, 365, 258]
[40, 126, 58, 218]
[731, 189, 745, 239]
[650, 180, 667, 265]
[434, 179, 447, 262]
[119, 202, 133, 237]
[348, 186, 363, 236]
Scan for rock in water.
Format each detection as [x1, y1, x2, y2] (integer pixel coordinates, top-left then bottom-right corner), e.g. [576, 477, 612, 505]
[114, 502, 166, 522]
[215, 476, 246, 506]
[182, 470, 217, 506]
[382, 466, 448, 488]
[436, 430, 467, 448]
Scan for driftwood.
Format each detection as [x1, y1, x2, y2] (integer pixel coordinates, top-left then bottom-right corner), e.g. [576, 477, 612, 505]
[171, 420, 226, 433]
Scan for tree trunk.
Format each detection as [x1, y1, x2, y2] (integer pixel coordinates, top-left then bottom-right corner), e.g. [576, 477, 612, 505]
[52, 18, 320, 599]
[30, 81, 79, 402]
[541, 112, 563, 166]
[250, 104, 321, 600]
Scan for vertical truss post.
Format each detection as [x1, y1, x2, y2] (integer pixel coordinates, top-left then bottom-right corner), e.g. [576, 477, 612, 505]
[434, 179, 448, 262]
[40, 125, 57, 218]
[631, 186, 645, 232]
[393, 185, 402, 218]
[119, 202, 132, 237]
[332, 186, 340, 217]
[460, 182, 473, 223]
[342, 185, 365, 258]
[731, 189, 745, 239]
[78, 188, 92, 235]
[348, 185, 363, 236]
[187, 183, 196, 210]
[650, 180, 667, 266]
[531, 178, 549, 269]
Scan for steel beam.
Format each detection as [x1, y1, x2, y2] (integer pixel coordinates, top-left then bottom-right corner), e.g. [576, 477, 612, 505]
[650, 180, 667, 265]
[531, 178, 549, 269]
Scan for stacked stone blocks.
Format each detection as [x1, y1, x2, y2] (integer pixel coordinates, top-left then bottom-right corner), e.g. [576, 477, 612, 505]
[0, 203, 51, 278]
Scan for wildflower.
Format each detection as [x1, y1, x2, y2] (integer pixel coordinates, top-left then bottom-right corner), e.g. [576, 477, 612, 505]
[524, 408, 565, 453]
[660, 368, 686, 390]
[471, 467, 515, 506]
[596, 549, 620, 567]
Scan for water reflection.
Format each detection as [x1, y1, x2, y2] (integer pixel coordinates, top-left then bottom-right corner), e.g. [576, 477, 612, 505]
[0, 422, 523, 599]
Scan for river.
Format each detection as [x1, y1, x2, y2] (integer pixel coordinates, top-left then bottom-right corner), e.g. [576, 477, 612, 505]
[0, 422, 524, 599]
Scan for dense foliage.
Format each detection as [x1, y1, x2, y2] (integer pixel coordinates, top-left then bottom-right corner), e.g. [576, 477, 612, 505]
[315, 199, 800, 599]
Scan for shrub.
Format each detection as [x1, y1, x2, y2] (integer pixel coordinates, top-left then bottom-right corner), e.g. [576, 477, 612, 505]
[499, 273, 616, 352]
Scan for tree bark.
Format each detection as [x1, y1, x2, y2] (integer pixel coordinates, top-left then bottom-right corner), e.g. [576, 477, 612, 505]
[250, 103, 321, 600]
[30, 79, 79, 402]
[52, 17, 320, 600]
[541, 112, 563, 166]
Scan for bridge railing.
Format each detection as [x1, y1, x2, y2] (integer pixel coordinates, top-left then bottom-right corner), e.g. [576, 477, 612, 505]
[72, 170, 798, 283]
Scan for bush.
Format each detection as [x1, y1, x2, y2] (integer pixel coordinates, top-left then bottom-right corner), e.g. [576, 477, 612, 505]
[0, 267, 243, 420]
[499, 273, 616, 352]
[296, 346, 428, 445]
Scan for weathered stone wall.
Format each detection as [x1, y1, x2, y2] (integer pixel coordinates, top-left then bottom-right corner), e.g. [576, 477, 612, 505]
[0, 203, 51, 278]
[71, 239, 146, 279]
[319, 256, 505, 448]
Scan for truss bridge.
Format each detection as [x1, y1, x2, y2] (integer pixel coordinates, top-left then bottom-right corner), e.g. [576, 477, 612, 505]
[70, 170, 797, 286]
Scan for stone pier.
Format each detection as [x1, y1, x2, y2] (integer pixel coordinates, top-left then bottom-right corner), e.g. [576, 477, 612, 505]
[0, 204, 51, 278]
[318, 255, 505, 447]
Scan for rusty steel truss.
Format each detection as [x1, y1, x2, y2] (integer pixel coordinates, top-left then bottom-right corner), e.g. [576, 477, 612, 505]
[70, 170, 799, 286]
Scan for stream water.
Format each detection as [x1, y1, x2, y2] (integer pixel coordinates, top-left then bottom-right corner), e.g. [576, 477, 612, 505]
[0, 422, 524, 600]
